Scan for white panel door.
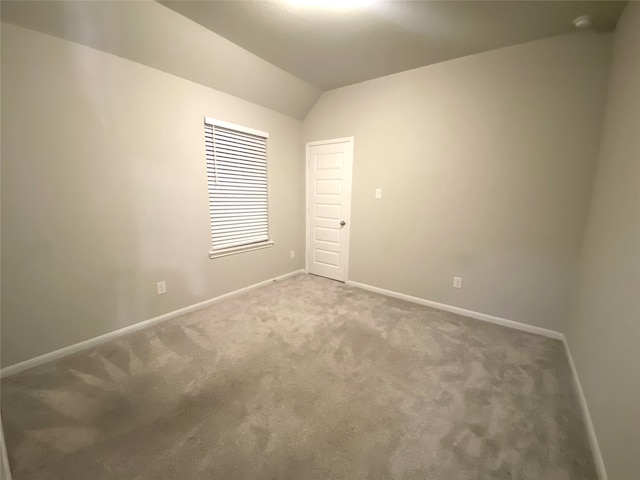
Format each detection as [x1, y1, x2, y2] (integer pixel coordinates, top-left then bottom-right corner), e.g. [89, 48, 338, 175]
[306, 138, 353, 282]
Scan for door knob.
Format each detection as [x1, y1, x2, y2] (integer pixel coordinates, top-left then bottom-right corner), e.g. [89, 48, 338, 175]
[340, 221, 346, 226]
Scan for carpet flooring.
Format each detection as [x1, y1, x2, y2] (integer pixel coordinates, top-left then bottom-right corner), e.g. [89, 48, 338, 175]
[1, 273, 596, 479]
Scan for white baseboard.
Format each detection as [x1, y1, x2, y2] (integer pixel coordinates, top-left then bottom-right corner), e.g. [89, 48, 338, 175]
[1, 271, 605, 479]
[346, 280, 563, 340]
[0, 269, 305, 378]
[346, 279, 605, 478]
[561, 337, 608, 480]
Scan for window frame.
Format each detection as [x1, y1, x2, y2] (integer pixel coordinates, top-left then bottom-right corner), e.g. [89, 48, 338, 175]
[204, 117, 273, 259]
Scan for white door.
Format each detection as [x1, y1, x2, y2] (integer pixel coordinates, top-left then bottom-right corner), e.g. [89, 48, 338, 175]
[306, 138, 353, 282]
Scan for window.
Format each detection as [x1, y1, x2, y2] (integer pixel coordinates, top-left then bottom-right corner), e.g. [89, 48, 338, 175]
[204, 117, 272, 258]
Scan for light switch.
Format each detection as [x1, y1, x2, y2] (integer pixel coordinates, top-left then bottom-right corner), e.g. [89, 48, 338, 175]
[375, 188, 382, 199]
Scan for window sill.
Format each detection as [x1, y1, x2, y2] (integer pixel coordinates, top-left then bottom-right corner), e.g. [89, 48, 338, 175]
[209, 240, 274, 259]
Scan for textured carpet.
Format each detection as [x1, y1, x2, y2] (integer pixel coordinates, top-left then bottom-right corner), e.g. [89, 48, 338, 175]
[1, 273, 596, 480]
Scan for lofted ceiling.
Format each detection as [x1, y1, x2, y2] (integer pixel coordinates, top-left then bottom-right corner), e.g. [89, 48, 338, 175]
[0, 0, 322, 119]
[1, 1, 626, 119]
[161, 0, 626, 90]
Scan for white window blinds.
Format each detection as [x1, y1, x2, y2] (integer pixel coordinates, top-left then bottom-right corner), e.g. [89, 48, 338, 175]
[205, 118, 270, 253]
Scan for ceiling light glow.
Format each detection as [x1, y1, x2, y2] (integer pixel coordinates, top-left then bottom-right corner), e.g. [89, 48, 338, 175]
[285, 0, 376, 10]
[573, 14, 593, 29]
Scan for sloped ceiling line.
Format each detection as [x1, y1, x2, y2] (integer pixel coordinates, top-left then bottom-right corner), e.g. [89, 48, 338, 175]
[1, 0, 625, 119]
[0, 0, 322, 120]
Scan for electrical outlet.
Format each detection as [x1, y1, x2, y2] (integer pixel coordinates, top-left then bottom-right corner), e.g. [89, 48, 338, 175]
[375, 188, 382, 199]
[290, 250, 295, 259]
[453, 276, 462, 289]
[156, 281, 167, 295]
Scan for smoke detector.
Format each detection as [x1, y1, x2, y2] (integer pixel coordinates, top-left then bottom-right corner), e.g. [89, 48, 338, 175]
[573, 14, 593, 29]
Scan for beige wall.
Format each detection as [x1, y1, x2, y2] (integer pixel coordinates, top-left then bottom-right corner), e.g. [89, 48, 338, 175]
[304, 33, 612, 331]
[566, 4, 640, 479]
[1, 23, 305, 367]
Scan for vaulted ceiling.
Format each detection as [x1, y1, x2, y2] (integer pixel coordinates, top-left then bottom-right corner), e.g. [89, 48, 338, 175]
[1, 0, 626, 119]
[0, 0, 322, 119]
[162, 0, 625, 90]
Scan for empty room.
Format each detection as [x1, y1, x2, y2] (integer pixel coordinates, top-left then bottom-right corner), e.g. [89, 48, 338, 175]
[1, 1, 638, 479]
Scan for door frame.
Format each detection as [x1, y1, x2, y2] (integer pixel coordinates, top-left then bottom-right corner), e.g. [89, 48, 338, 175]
[305, 137, 354, 282]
